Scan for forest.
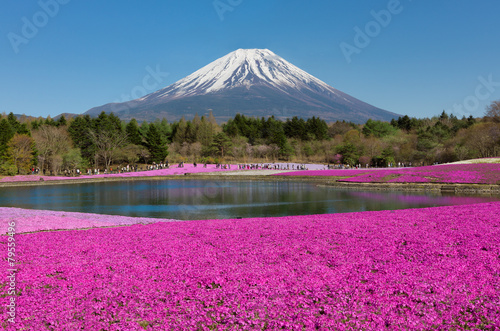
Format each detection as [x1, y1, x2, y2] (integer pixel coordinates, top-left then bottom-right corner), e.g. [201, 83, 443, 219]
[0, 101, 499, 176]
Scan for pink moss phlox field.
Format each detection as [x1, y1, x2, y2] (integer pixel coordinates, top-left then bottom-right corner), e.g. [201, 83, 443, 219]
[0, 164, 238, 183]
[274, 169, 372, 177]
[2, 203, 499, 329]
[349, 191, 497, 206]
[276, 164, 500, 184]
[0, 208, 179, 234]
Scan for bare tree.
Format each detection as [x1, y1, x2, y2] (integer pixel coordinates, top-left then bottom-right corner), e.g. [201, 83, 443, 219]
[88, 129, 129, 170]
[363, 136, 377, 158]
[485, 100, 500, 123]
[179, 141, 190, 157]
[32, 125, 71, 174]
[464, 123, 500, 158]
[254, 145, 271, 160]
[142, 148, 152, 162]
[190, 142, 202, 160]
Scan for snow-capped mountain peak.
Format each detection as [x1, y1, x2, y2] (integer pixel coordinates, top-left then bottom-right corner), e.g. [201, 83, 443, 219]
[85, 49, 400, 123]
[144, 48, 336, 101]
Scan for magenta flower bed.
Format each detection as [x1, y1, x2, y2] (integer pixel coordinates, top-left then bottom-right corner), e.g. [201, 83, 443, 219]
[0, 164, 238, 183]
[2, 203, 499, 329]
[344, 164, 500, 184]
[276, 164, 500, 184]
[273, 169, 372, 177]
[0, 208, 179, 234]
[349, 191, 498, 206]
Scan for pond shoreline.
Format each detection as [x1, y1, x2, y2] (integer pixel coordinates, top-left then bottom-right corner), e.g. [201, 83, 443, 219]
[1, 172, 499, 194]
[4, 201, 500, 329]
[320, 181, 500, 194]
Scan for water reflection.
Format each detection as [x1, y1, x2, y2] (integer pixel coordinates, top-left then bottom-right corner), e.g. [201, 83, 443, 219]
[0, 180, 497, 220]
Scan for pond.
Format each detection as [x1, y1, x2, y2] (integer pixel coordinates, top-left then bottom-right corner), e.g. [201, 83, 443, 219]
[0, 180, 498, 220]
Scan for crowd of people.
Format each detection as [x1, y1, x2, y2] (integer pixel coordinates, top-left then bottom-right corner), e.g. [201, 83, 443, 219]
[30, 161, 417, 177]
[81, 162, 170, 176]
[237, 163, 311, 170]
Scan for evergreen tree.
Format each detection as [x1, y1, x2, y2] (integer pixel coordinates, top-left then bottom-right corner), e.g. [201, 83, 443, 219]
[95, 112, 122, 134]
[191, 113, 201, 141]
[210, 132, 232, 158]
[223, 119, 240, 137]
[157, 118, 172, 141]
[185, 121, 196, 143]
[7, 113, 19, 131]
[362, 119, 397, 138]
[56, 115, 67, 127]
[145, 124, 168, 163]
[139, 121, 150, 137]
[68, 115, 95, 162]
[198, 116, 214, 146]
[0, 119, 15, 160]
[268, 120, 293, 159]
[395, 115, 413, 131]
[125, 119, 143, 145]
[173, 117, 188, 143]
[306, 116, 328, 140]
[336, 143, 359, 166]
[284, 116, 307, 140]
[45, 116, 56, 126]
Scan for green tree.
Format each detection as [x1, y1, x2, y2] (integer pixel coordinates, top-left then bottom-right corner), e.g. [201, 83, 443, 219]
[7, 113, 20, 131]
[7, 112, 29, 135]
[125, 119, 143, 145]
[268, 121, 293, 159]
[44, 116, 57, 126]
[173, 117, 188, 143]
[362, 119, 397, 138]
[197, 116, 214, 146]
[56, 115, 67, 127]
[336, 143, 359, 166]
[139, 121, 150, 137]
[62, 148, 85, 171]
[156, 118, 172, 141]
[68, 115, 95, 163]
[284, 116, 307, 140]
[209, 132, 232, 158]
[0, 119, 15, 160]
[145, 124, 168, 163]
[306, 116, 328, 140]
[379, 147, 395, 167]
[223, 118, 240, 137]
[7, 134, 36, 174]
[185, 121, 196, 143]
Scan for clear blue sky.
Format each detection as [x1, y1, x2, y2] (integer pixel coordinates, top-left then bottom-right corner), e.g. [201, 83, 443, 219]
[1, 0, 499, 120]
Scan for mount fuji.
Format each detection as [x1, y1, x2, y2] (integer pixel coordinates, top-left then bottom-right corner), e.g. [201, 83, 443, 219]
[84, 49, 400, 123]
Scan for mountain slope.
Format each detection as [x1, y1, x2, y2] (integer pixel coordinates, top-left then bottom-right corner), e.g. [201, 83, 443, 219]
[85, 49, 400, 123]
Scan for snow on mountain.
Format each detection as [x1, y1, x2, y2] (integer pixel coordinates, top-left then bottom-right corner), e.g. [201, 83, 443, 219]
[143, 49, 335, 101]
[85, 49, 400, 123]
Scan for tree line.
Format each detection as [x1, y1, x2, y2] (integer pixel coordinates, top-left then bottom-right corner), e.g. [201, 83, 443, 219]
[0, 101, 499, 176]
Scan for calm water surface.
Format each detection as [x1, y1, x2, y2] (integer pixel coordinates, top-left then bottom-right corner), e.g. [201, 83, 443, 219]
[0, 180, 498, 220]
